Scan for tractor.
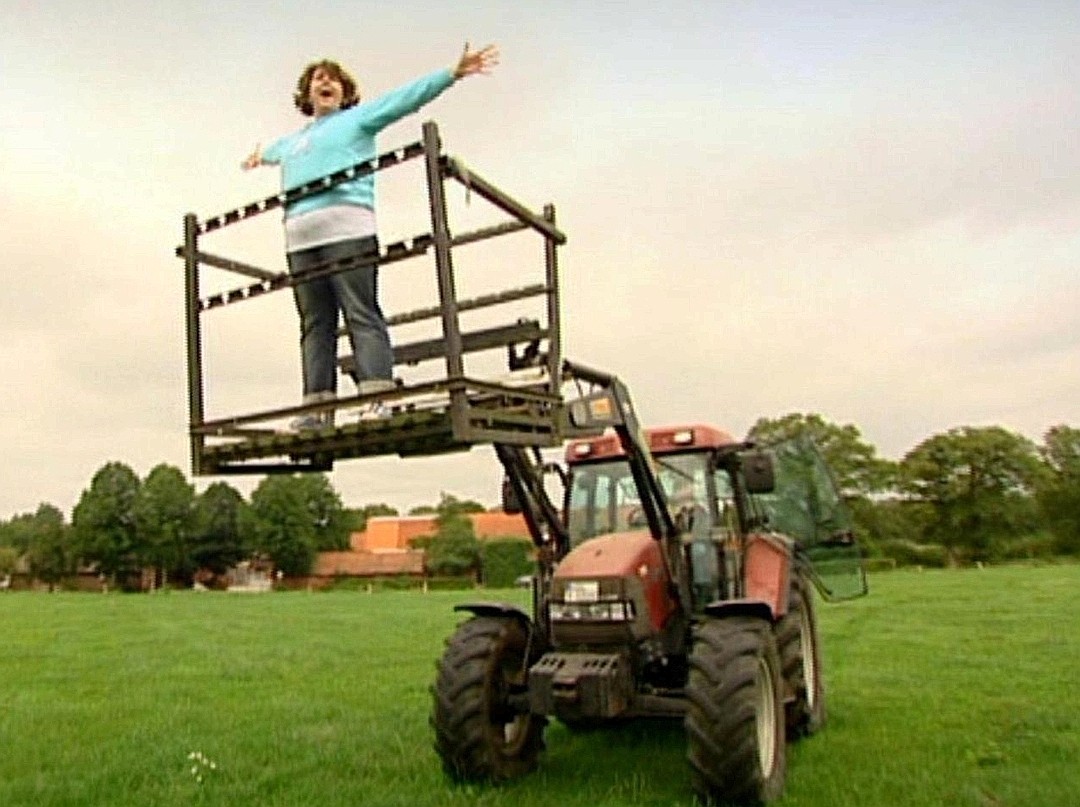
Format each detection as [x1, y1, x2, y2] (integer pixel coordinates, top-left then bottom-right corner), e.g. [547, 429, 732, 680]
[431, 366, 866, 805]
[174, 118, 865, 804]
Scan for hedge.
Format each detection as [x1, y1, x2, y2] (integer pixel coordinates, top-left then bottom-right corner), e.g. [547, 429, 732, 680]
[480, 538, 534, 588]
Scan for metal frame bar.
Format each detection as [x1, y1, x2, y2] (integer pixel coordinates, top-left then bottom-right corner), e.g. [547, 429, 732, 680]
[422, 121, 469, 438]
[495, 444, 570, 558]
[382, 283, 546, 328]
[199, 237, 426, 312]
[198, 220, 536, 313]
[193, 374, 558, 435]
[339, 320, 546, 374]
[193, 378, 451, 435]
[183, 213, 207, 475]
[174, 248, 279, 281]
[542, 204, 562, 398]
[198, 141, 425, 234]
[443, 157, 567, 245]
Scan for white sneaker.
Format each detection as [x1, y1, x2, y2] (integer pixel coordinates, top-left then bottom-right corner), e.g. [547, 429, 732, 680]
[357, 402, 392, 422]
[289, 413, 331, 431]
[289, 391, 336, 431]
[356, 379, 397, 395]
[353, 379, 395, 422]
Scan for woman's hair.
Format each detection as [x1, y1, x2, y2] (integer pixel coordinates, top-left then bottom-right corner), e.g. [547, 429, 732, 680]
[293, 59, 360, 116]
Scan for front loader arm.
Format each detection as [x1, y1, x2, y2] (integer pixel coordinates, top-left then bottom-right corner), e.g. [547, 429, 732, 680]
[561, 360, 691, 612]
[494, 443, 569, 563]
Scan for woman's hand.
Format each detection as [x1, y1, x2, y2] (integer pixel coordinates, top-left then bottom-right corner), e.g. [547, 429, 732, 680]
[240, 144, 262, 171]
[453, 42, 500, 80]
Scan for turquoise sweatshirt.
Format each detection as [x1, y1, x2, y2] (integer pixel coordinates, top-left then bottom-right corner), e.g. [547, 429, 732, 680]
[262, 68, 455, 218]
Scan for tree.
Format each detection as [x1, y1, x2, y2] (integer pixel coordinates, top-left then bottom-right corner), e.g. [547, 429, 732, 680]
[424, 494, 482, 577]
[190, 482, 249, 576]
[409, 493, 486, 518]
[748, 413, 898, 550]
[293, 474, 351, 551]
[1037, 424, 1080, 554]
[1041, 424, 1080, 476]
[135, 464, 195, 587]
[747, 413, 896, 496]
[0, 546, 17, 578]
[0, 503, 74, 588]
[0, 511, 37, 555]
[72, 462, 143, 587]
[24, 503, 74, 589]
[246, 476, 318, 577]
[347, 502, 399, 533]
[435, 493, 487, 517]
[845, 496, 932, 552]
[900, 426, 1045, 563]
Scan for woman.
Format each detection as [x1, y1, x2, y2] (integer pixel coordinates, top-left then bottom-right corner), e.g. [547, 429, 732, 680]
[243, 43, 499, 428]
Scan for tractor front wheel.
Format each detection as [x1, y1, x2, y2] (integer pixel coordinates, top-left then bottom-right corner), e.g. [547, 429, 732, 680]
[431, 615, 546, 782]
[685, 616, 786, 805]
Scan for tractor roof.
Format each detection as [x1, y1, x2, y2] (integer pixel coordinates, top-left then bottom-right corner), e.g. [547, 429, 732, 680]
[565, 424, 737, 463]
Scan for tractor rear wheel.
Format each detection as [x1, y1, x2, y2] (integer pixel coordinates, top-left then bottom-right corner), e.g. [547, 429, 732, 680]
[775, 569, 825, 739]
[685, 616, 786, 805]
[431, 615, 546, 781]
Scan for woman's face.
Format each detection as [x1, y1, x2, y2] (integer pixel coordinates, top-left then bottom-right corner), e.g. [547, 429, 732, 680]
[308, 67, 344, 117]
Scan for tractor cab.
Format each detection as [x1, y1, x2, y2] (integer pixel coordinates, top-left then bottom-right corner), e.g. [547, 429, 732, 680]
[564, 426, 739, 609]
[566, 441, 726, 544]
[562, 426, 867, 611]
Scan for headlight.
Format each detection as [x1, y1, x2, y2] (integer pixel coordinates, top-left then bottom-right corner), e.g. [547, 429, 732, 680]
[564, 580, 600, 603]
[550, 601, 635, 622]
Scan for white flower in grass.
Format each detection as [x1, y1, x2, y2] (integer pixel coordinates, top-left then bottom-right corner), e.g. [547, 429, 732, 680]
[186, 750, 219, 784]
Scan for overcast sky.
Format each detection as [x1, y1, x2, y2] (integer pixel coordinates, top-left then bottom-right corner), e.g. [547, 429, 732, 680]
[2, 0, 1078, 519]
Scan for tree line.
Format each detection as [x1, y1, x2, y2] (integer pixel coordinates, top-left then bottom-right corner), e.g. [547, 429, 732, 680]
[0, 463, 496, 591]
[747, 415, 1080, 566]
[1, 414, 1077, 588]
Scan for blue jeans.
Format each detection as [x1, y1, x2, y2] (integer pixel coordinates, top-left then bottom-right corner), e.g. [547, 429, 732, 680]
[287, 236, 392, 396]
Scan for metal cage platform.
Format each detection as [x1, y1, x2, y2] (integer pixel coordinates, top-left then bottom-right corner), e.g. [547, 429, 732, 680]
[178, 121, 569, 475]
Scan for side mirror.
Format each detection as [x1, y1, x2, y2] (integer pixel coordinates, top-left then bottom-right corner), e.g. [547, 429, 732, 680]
[501, 477, 522, 515]
[742, 451, 776, 494]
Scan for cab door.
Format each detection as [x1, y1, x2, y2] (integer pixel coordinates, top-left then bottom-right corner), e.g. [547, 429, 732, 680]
[750, 437, 867, 601]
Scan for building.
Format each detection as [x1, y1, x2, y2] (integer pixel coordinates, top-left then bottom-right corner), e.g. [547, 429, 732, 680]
[310, 511, 531, 582]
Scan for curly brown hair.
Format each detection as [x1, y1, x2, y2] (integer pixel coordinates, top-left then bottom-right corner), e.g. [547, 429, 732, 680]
[293, 60, 361, 116]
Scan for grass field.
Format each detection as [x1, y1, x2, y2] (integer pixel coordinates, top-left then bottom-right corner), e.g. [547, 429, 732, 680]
[1, 564, 1077, 807]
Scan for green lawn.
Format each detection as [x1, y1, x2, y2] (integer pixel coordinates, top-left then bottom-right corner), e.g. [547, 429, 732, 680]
[1, 564, 1077, 806]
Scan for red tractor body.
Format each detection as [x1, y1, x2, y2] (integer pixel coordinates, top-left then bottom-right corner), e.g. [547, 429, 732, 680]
[434, 369, 867, 805]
